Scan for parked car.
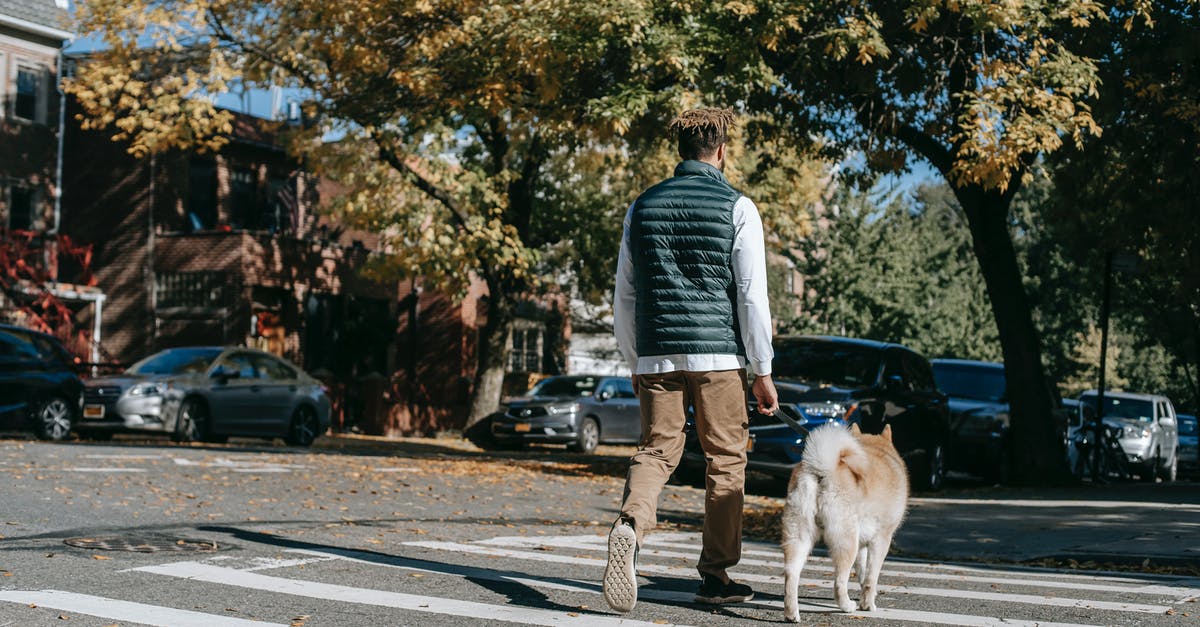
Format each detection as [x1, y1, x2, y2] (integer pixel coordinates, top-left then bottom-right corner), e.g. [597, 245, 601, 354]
[79, 347, 331, 446]
[679, 335, 951, 491]
[1176, 413, 1197, 478]
[487, 374, 641, 454]
[1077, 390, 1179, 482]
[0, 323, 83, 441]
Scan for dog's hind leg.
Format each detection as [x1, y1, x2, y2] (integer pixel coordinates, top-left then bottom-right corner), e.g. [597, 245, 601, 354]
[781, 473, 817, 623]
[827, 526, 859, 613]
[857, 533, 892, 612]
[855, 545, 869, 588]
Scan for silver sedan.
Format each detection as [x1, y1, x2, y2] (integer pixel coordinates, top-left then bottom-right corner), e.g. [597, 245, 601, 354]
[79, 347, 331, 446]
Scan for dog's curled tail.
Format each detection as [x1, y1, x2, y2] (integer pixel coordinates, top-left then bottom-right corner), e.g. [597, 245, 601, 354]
[802, 422, 868, 484]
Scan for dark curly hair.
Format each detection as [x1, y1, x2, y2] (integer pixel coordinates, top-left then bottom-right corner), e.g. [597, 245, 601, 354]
[668, 108, 735, 160]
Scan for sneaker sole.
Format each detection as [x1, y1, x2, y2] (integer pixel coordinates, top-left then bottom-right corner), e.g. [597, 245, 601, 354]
[603, 525, 638, 612]
[695, 592, 755, 604]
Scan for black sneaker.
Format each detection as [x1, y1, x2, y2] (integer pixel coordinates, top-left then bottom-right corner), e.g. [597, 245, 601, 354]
[695, 574, 755, 604]
[603, 521, 638, 612]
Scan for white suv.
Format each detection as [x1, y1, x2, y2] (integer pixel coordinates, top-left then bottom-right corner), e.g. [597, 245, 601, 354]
[1077, 390, 1179, 482]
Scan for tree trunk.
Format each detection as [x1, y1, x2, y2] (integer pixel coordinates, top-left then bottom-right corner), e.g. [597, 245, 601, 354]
[954, 185, 1071, 485]
[465, 283, 513, 428]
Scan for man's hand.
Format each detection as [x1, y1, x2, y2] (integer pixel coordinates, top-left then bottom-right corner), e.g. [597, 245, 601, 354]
[752, 374, 778, 416]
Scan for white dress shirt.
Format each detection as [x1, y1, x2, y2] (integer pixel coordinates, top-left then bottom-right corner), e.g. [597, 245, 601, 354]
[613, 195, 774, 376]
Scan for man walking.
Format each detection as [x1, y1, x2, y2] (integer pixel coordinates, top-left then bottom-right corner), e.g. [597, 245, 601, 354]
[603, 108, 778, 613]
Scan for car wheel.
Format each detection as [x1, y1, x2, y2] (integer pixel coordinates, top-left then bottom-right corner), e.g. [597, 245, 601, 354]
[173, 398, 207, 443]
[34, 397, 74, 441]
[286, 406, 321, 447]
[1158, 452, 1177, 482]
[569, 417, 600, 454]
[914, 442, 945, 492]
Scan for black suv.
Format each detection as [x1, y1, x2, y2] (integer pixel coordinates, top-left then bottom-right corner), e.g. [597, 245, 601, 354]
[0, 323, 83, 440]
[680, 335, 951, 491]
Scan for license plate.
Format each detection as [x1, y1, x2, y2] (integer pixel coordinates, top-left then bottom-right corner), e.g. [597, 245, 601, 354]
[83, 405, 105, 418]
[514, 423, 531, 433]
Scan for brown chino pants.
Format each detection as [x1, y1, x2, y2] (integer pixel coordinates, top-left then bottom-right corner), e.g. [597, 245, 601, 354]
[617, 369, 749, 582]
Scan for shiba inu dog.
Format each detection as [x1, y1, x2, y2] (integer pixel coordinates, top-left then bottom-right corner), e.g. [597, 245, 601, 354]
[780, 422, 909, 620]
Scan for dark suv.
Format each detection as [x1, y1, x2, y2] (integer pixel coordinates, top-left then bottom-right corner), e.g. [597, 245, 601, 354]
[0, 323, 83, 440]
[680, 335, 951, 491]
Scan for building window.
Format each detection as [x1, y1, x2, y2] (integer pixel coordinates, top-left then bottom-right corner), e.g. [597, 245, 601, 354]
[155, 271, 229, 310]
[186, 160, 218, 230]
[6, 184, 35, 230]
[509, 324, 543, 373]
[230, 167, 258, 230]
[15, 67, 39, 122]
[266, 175, 294, 234]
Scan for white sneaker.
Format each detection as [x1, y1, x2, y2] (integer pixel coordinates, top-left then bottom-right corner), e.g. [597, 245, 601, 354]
[603, 521, 638, 612]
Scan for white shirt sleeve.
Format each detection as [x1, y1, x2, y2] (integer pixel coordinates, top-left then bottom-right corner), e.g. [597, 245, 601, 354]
[613, 202, 638, 372]
[731, 196, 774, 376]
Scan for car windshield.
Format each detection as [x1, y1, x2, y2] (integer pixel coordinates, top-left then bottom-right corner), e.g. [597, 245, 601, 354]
[528, 376, 598, 398]
[932, 363, 1006, 402]
[773, 341, 881, 389]
[1179, 415, 1197, 436]
[1080, 395, 1154, 423]
[128, 348, 223, 375]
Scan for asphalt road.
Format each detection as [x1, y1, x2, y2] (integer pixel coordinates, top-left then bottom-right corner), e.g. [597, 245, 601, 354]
[0, 435, 1196, 626]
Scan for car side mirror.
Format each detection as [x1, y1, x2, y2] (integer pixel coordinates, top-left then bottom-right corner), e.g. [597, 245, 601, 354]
[596, 390, 612, 401]
[885, 375, 904, 391]
[1160, 415, 1176, 426]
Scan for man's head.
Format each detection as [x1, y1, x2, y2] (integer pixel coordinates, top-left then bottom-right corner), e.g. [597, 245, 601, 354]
[668, 107, 735, 170]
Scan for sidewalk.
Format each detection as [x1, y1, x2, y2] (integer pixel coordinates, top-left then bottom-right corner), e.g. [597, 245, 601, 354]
[897, 483, 1200, 572]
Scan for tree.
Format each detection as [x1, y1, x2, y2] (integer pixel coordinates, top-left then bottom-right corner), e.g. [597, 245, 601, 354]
[67, 0, 704, 425]
[1047, 0, 1200, 411]
[783, 182, 1000, 361]
[714, 1, 1121, 483]
[67, 1, 827, 426]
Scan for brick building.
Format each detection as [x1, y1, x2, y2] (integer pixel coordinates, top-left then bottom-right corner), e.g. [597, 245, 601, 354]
[0, 0, 68, 233]
[58, 98, 569, 435]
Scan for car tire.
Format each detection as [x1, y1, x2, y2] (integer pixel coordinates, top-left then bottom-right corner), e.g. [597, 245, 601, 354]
[173, 398, 208, 443]
[285, 405, 321, 447]
[1158, 452, 1177, 482]
[33, 397, 74, 441]
[913, 442, 946, 492]
[569, 417, 600, 454]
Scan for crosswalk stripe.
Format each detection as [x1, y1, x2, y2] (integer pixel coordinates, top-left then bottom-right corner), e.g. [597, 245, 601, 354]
[131, 561, 692, 627]
[274, 545, 1104, 627]
[0, 590, 287, 626]
[404, 540, 1173, 614]
[477, 534, 1200, 598]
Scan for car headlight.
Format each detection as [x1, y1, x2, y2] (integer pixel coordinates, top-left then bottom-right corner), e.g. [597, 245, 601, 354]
[127, 383, 167, 397]
[1123, 425, 1150, 438]
[796, 402, 858, 421]
[547, 403, 579, 415]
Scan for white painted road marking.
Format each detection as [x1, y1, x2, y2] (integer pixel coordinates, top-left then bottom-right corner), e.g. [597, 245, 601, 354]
[0, 590, 287, 626]
[404, 540, 1175, 614]
[270, 546, 1104, 627]
[132, 561, 693, 627]
[477, 533, 1200, 599]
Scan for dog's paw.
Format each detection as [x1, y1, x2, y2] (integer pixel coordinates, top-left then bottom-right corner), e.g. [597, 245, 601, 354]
[836, 598, 856, 613]
[784, 611, 801, 623]
[857, 598, 877, 612]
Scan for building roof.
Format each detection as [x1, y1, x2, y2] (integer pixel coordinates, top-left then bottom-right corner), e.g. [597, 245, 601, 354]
[0, 0, 71, 38]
